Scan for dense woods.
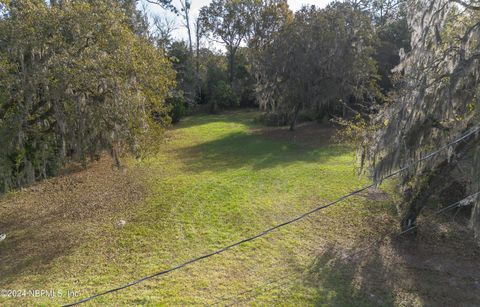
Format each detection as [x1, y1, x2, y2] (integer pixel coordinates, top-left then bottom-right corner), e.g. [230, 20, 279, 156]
[1, 0, 479, 244]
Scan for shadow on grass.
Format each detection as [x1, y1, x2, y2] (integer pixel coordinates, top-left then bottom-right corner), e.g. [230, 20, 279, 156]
[178, 132, 350, 173]
[0, 214, 84, 286]
[305, 244, 396, 306]
[0, 156, 145, 288]
[304, 218, 480, 306]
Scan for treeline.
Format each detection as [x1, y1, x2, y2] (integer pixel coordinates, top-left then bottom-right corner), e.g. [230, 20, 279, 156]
[152, 0, 409, 129]
[0, 0, 175, 192]
[166, 0, 480, 243]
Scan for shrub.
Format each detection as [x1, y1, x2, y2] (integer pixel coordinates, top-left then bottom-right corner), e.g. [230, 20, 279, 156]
[167, 94, 186, 124]
[209, 81, 239, 113]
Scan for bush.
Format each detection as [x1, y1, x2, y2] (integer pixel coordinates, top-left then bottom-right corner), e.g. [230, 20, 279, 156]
[167, 94, 186, 124]
[209, 81, 239, 113]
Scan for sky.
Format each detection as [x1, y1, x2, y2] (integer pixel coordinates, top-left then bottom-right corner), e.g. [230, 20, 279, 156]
[140, 0, 333, 49]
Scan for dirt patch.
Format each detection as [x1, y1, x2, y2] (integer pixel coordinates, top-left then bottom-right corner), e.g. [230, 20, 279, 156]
[359, 186, 392, 202]
[251, 121, 338, 148]
[0, 154, 147, 285]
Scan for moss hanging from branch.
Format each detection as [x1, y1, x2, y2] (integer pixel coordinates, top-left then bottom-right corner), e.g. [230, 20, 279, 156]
[0, 0, 176, 193]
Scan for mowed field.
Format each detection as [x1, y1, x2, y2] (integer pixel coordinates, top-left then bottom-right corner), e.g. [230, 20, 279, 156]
[1, 111, 479, 306]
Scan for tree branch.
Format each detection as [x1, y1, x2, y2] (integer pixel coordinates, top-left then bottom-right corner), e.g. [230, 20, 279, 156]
[450, 0, 480, 10]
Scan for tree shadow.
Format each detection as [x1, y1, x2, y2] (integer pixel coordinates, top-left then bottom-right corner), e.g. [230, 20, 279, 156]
[304, 217, 480, 306]
[0, 156, 145, 287]
[305, 245, 397, 306]
[177, 131, 350, 173]
[0, 214, 86, 286]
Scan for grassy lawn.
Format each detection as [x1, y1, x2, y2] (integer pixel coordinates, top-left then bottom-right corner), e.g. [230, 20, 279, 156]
[4, 110, 468, 306]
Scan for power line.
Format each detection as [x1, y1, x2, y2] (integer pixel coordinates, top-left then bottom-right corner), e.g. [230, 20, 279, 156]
[63, 125, 480, 306]
[340, 191, 480, 261]
[373, 125, 480, 182]
[347, 190, 480, 260]
[210, 272, 301, 306]
[214, 191, 480, 306]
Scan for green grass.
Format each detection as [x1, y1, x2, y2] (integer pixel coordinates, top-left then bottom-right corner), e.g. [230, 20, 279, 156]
[0, 111, 396, 306]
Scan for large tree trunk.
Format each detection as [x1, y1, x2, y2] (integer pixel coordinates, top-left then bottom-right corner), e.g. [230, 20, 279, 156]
[289, 104, 301, 131]
[401, 130, 480, 233]
[180, 0, 193, 54]
[228, 47, 236, 85]
[400, 160, 455, 232]
[472, 200, 480, 244]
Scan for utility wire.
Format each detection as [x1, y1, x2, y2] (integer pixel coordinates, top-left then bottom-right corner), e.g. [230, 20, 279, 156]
[216, 191, 480, 306]
[63, 126, 480, 307]
[210, 272, 301, 306]
[340, 190, 480, 261]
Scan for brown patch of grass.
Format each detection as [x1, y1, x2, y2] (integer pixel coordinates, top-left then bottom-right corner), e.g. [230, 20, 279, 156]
[359, 186, 392, 202]
[0, 154, 147, 286]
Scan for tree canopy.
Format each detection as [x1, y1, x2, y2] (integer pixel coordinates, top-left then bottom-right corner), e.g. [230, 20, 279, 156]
[0, 0, 175, 192]
[199, 0, 256, 84]
[255, 2, 379, 129]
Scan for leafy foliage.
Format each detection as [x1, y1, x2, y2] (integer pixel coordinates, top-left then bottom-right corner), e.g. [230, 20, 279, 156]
[168, 41, 197, 105]
[199, 0, 255, 83]
[0, 0, 175, 192]
[167, 94, 186, 124]
[256, 2, 380, 130]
